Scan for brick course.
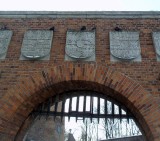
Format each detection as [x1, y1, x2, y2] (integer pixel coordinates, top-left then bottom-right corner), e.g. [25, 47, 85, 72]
[0, 12, 160, 141]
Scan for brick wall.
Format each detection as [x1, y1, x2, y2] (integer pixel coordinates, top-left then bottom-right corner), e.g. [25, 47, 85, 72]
[0, 12, 160, 141]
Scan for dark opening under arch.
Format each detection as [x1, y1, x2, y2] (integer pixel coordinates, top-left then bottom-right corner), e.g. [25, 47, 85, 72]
[31, 90, 139, 128]
[24, 90, 144, 141]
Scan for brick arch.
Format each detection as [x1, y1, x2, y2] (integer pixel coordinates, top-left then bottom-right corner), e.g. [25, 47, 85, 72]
[0, 63, 159, 141]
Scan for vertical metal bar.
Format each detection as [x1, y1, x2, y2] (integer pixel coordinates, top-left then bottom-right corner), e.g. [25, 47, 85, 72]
[54, 95, 59, 120]
[90, 95, 93, 123]
[42, 101, 45, 111]
[91, 96, 94, 114]
[105, 98, 107, 124]
[47, 99, 50, 112]
[46, 99, 50, 120]
[61, 95, 66, 122]
[126, 109, 129, 124]
[38, 104, 43, 120]
[85, 120, 88, 141]
[76, 96, 79, 122]
[97, 96, 100, 123]
[119, 105, 122, 123]
[54, 102, 58, 120]
[68, 97, 72, 122]
[112, 102, 114, 123]
[61, 101, 65, 121]
[83, 95, 86, 122]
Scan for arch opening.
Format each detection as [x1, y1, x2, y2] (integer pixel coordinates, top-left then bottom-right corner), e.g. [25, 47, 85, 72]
[24, 90, 145, 141]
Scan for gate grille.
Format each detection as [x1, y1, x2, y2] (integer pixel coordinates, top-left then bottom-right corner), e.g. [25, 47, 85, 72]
[32, 91, 134, 123]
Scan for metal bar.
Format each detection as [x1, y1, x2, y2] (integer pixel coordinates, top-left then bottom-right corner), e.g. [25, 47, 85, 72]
[119, 105, 122, 123]
[54, 95, 59, 111]
[54, 102, 58, 113]
[97, 96, 100, 123]
[83, 95, 86, 122]
[68, 97, 72, 121]
[53, 93, 59, 120]
[105, 99, 107, 124]
[42, 102, 45, 111]
[38, 104, 43, 120]
[112, 102, 114, 123]
[126, 108, 129, 124]
[32, 111, 134, 119]
[46, 99, 50, 120]
[91, 96, 94, 114]
[54, 102, 58, 120]
[76, 96, 79, 122]
[90, 95, 93, 123]
[61, 95, 66, 122]
[61, 101, 65, 121]
[47, 100, 50, 112]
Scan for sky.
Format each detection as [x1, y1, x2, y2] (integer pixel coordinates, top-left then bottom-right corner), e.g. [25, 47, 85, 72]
[0, 0, 160, 11]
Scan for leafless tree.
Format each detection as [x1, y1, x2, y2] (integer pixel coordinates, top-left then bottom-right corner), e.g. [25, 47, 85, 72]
[100, 103, 142, 139]
[80, 118, 97, 141]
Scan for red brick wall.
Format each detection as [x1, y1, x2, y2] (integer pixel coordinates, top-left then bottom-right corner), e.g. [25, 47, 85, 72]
[0, 13, 160, 141]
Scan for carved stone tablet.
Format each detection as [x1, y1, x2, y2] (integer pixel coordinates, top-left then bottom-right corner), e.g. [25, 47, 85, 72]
[152, 32, 160, 61]
[20, 30, 53, 60]
[65, 31, 95, 61]
[110, 32, 141, 61]
[0, 30, 12, 59]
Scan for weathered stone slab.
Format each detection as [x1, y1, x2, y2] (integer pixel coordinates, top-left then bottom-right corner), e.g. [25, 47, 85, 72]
[65, 30, 95, 61]
[152, 32, 160, 61]
[0, 30, 12, 59]
[110, 31, 141, 62]
[20, 30, 53, 60]
[1, 11, 160, 19]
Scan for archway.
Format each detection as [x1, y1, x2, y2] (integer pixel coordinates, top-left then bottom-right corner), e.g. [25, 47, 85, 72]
[0, 63, 159, 141]
[25, 90, 143, 141]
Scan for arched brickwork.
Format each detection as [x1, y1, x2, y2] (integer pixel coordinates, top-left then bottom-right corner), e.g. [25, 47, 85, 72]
[0, 63, 160, 141]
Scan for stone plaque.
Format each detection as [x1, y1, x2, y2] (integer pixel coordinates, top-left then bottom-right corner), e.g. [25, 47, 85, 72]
[110, 32, 141, 61]
[20, 30, 53, 60]
[65, 31, 95, 61]
[0, 30, 13, 59]
[152, 32, 160, 61]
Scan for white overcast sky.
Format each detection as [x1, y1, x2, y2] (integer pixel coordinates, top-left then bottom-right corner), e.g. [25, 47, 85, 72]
[0, 0, 160, 11]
